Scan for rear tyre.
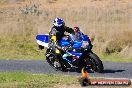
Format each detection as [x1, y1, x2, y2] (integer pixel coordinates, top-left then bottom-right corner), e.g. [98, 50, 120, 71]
[45, 49, 68, 72]
[46, 54, 59, 70]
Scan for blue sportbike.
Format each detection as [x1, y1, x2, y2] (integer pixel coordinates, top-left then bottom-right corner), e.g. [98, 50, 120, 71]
[36, 33, 104, 73]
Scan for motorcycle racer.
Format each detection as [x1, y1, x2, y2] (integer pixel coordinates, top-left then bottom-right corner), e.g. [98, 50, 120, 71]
[36, 24, 104, 72]
[49, 18, 74, 51]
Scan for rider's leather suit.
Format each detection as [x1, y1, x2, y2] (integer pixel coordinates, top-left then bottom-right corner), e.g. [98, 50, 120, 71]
[49, 26, 73, 50]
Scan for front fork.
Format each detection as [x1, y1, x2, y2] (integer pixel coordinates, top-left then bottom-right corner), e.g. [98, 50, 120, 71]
[77, 51, 92, 70]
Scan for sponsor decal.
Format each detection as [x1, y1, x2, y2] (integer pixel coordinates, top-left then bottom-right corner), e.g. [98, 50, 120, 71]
[79, 67, 131, 86]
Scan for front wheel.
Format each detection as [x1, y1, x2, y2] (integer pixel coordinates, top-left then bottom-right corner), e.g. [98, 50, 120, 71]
[85, 52, 104, 73]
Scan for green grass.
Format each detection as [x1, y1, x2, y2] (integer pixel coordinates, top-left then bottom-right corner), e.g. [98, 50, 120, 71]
[0, 36, 46, 60]
[100, 54, 132, 62]
[0, 36, 132, 62]
[0, 72, 77, 88]
[0, 55, 45, 60]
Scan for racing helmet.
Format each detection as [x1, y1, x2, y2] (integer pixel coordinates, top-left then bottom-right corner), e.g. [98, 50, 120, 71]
[52, 18, 65, 27]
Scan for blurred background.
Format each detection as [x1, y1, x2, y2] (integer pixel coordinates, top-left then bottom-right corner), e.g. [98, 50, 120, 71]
[0, 0, 132, 61]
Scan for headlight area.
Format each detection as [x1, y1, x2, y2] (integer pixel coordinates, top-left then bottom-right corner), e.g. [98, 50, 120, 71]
[81, 41, 89, 48]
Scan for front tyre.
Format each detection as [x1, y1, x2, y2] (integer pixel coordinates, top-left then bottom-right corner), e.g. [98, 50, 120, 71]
[86, 52, 104, 73]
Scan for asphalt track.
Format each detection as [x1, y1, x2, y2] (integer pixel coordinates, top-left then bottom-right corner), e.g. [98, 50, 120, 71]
[0, 60, 132, 79]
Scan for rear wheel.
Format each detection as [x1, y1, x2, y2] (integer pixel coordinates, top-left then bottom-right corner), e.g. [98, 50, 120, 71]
[45, 49, 68, 72]
[46, 54, 60, 70]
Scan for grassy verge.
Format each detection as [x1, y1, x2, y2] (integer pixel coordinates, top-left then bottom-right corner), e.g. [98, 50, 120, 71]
[0, 72, 131, 88]
[0, 36, 131, 62]
[0, 72, 77, 88]
[100, 54, 132, 62]
[0, 55, 45, 60]
[0, 36, 45, 60]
